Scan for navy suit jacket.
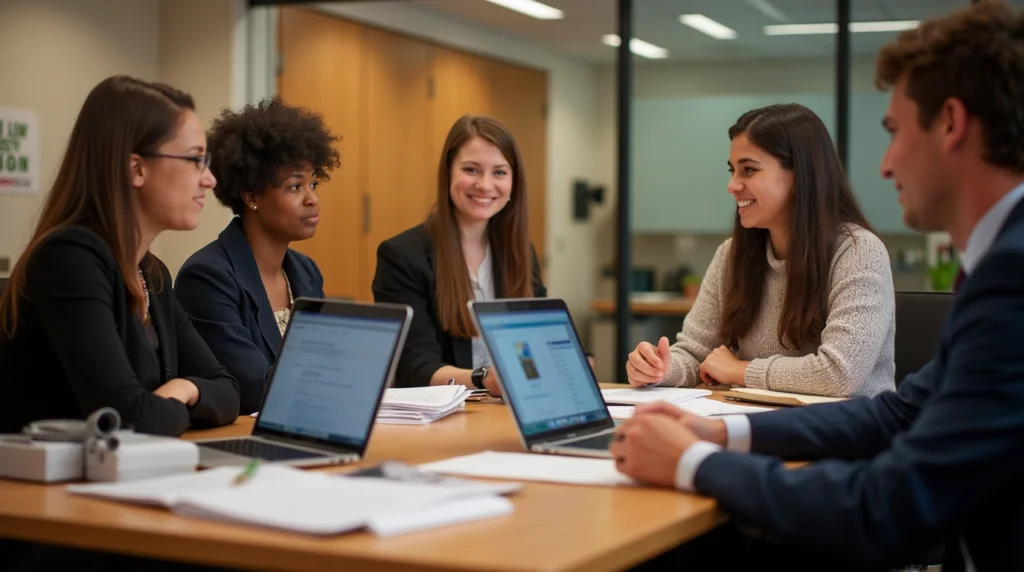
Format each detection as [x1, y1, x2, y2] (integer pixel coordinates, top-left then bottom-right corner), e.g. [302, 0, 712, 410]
[693, 199, 1024, 570]
[174, 218, 324, 414]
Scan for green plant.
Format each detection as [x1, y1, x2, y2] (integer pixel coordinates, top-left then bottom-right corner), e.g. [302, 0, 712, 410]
[683, 274, 702, 287]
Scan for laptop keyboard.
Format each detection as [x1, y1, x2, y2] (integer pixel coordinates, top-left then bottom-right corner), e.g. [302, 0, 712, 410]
[201, 439, 327, 461]
[567, 432, 615, 450]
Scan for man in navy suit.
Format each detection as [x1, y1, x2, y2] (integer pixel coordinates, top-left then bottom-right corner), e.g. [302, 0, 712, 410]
[612, 3, 1024, 570]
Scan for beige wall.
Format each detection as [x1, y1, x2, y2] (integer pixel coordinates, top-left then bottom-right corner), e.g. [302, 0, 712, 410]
[149, 0, 242, 277]
[0, 0, 160, 275]
[0, 0, 245, 279]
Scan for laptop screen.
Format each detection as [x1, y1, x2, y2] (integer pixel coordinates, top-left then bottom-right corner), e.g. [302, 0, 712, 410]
[255, 310, 403, 449]
[476, 308, 609, 437]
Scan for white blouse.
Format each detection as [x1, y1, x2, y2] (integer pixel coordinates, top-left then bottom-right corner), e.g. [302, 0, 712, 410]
[469, 244, 494, 370]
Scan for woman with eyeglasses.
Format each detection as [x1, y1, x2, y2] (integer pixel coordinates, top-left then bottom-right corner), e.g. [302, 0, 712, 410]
[0, 75, 240, 437]
[174, 98, 340, 414]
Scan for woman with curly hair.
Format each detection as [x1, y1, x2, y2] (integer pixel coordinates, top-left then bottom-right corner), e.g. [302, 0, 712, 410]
[174, 98, 340, 414]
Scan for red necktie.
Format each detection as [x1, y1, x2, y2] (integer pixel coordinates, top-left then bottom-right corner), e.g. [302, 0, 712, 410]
[954, 269, 966, 292]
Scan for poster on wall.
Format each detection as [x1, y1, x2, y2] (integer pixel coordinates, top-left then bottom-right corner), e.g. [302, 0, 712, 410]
[0, 107, 40, 195]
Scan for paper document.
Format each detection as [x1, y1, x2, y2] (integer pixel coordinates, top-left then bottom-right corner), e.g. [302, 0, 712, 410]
[250, 386, 476, 421]
[68, 464, 512, 536]
[607, 397, 770, 419]
[601, 386, 711, 406]
[419, 451, 636, 487]
[607, 406, 636, 420]
[377, 386, 472, 424]
[367, 496, 513, 537]
[678, 397, 773, 415]
[727, 387, 846, 406]
[345, 460, 523, 496]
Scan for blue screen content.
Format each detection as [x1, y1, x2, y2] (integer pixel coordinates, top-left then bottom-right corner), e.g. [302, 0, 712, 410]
[257, 311, 401, 447]
[477, 309, 608, 436]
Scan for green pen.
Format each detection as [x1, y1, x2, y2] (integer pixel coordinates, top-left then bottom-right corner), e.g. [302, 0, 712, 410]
[233, 458, 260, 486]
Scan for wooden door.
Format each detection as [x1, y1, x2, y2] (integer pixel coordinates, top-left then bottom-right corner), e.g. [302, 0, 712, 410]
[278, 7, 364, 300]
[487, 61, 549, 276]
[361, 28, 433, 301]
[429, 47, 492, 169]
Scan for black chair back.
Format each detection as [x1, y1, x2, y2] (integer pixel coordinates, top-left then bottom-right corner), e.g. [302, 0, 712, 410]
[894, 291, 954, 385]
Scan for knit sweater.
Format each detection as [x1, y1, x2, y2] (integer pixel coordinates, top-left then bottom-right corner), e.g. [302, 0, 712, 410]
[661, 225, 896, 397]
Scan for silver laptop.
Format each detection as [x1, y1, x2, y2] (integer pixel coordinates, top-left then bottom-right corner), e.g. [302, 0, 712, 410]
[194, 298, 412, 468]
[469, 298, 614, 458]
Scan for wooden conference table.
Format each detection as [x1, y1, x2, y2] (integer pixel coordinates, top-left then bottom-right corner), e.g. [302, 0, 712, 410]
[0, 387, 738, 571]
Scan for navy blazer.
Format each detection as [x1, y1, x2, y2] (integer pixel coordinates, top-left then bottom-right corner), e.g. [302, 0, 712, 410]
[372, 224, 546, 388]
[174, 218, 324, 414]
[691, 199, 1024, 570]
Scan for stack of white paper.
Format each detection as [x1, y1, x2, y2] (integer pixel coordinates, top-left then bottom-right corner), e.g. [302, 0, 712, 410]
[377, 385, 472, 424]
[67, 465, 514, 537]
[601, 386, 712, 406]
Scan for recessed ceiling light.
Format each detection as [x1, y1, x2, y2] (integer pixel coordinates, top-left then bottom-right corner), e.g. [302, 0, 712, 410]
[678, 14, 737, 40]
[601, 34, 670, 59]
[484, 0, 563, 20]
[763, 20, 919, 35]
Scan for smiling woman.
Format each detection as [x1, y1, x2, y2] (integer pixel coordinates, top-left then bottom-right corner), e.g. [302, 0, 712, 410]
[174, 98, 341, 414]
[626, 103, 897, 399]
[372, 115, 546, 394]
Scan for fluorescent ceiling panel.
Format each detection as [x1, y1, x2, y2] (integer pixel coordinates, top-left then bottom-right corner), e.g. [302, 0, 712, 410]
[764, 20, 919, 35]
[679, 14, 737, 40]
[484, 0, 564, 20]
[601, 34, 670, 59]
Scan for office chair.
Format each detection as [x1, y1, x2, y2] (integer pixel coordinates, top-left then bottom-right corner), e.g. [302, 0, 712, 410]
[891, 291, 954, 569]
[894, 291, 954, 386]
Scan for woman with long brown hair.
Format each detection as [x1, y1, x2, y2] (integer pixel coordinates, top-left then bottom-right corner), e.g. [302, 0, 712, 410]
[373, 115, 544, 394]
[627, 103, 895, 397]
[0, 75, 240, 436]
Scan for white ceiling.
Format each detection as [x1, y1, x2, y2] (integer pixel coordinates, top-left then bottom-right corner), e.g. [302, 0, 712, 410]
[388, 0, 1019, 63]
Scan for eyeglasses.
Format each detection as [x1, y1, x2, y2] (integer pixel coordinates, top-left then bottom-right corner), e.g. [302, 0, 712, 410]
[139, 151, 212, 172]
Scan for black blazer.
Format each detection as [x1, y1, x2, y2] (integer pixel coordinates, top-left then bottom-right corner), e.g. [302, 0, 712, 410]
[691, 198, 1024, 570]
[0, 227, 240, 436]
[372, 224, 546, 388]
[174, 218, 324, 414]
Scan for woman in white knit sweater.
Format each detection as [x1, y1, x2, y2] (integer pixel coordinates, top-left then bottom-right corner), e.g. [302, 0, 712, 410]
[627, 103, 895, 398]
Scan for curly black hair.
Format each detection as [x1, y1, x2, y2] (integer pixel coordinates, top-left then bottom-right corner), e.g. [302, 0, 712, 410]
[207, 97, 341, 215]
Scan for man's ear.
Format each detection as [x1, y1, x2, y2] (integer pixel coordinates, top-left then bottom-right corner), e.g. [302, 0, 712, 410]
[129, 154, 145, 189]
[939, 97, 969, 153]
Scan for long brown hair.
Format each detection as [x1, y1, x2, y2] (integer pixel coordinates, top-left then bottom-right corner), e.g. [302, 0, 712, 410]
[429, 115, 532, 339]
[719, 103, 872, 350]
[0, 75, 195, 337]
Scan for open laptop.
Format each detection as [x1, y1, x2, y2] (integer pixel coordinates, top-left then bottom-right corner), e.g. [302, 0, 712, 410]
[194, 298, 412, 468]
[469, 298, 615, 458]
